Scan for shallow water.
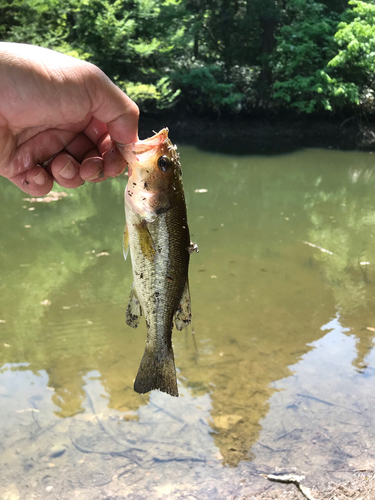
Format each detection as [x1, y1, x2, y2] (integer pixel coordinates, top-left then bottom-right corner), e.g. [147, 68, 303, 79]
[1, 146, 375, 498]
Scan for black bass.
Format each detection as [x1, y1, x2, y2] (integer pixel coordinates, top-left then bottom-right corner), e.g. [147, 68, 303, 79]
[118, 129, 197, 397]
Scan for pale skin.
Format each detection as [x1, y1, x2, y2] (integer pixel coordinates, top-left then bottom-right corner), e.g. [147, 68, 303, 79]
[0, 42, 139, 196]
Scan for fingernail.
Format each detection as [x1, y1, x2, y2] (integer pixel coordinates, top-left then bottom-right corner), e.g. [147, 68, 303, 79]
[87, 170, 104, 181]
[60, 160, 76, 180]
[33, 170, 47, 186]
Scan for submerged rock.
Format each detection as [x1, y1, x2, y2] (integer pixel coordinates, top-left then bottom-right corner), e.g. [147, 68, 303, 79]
[49, 445, 67, 459]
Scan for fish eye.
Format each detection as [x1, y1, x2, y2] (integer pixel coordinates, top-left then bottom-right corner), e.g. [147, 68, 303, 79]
[157, 155, 172, 172]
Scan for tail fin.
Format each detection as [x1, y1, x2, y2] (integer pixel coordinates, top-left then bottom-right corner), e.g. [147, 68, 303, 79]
[134, 342, 178, 397]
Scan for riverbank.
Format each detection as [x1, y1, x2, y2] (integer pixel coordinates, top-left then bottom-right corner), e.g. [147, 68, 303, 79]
[249, 469, 375, 499]
[138, 113, 375, 155]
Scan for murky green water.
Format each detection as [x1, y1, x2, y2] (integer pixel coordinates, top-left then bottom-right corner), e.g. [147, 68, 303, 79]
[1, 146, 375, 498]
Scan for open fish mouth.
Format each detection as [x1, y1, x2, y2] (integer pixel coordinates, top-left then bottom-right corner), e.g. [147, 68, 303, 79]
[116, 128, 169, 168]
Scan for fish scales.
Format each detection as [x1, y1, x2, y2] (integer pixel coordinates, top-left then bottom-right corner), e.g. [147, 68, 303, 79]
[128, 204, 190, 342]
[117, 128, 197, 397]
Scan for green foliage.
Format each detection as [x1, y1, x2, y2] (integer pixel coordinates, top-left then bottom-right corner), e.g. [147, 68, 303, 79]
[0, 0, 70, 47]
[329, 0, 375, 75]
[273, 69, 360, 113]
[53, 42, 91, 61]
[271, 0, 367, 113]
[328, 1, 375, 111]
[172, 65, 244, 114]
[1, 0, 375, 115]
[118, 77, 181, 111]
[272, 0, 340, 112]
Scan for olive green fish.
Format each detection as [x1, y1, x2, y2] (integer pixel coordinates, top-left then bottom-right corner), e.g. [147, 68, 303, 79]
[117, 129, 197, 397]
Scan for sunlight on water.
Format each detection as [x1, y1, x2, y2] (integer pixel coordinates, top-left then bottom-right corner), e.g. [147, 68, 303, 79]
[1, 146, 375, 497]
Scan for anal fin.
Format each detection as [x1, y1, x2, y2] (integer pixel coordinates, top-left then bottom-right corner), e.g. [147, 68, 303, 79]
[126, 284, 142, 328]
[174, 280, 192, 331]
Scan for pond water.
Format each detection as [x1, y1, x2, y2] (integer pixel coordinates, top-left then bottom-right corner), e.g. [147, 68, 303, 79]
[1, 144, 375, 499]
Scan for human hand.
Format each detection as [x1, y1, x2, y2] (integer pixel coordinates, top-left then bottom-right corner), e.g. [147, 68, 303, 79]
[0, 42, 139, 195]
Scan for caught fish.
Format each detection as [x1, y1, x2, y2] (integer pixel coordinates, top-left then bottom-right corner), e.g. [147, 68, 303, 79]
[117, 129, 197, 397]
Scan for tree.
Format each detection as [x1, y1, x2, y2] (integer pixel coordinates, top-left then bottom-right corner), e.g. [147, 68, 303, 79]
[1, 0, 374, 115]
[328, 0, 375, 112]
[272, 0, 340, 112]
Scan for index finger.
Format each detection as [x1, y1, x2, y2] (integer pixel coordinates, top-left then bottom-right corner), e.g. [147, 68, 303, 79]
[82, 117, 128, 178]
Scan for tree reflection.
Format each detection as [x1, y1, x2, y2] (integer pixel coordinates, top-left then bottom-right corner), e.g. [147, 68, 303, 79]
[0, 177, 145, 416]
[1, 148, 375, 467]
[304, 154, 375, 373]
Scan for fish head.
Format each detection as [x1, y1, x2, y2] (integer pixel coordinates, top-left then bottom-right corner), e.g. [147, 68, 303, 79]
[118, 128, 182, 222]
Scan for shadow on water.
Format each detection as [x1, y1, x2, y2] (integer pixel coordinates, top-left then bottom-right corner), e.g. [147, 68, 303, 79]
[138, 115, 361, 155]
[1, 145, 375, 497]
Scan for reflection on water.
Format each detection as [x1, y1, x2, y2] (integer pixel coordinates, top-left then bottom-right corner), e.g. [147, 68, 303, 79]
[252, 313, 375, 476]
[1, 146, 375, 497]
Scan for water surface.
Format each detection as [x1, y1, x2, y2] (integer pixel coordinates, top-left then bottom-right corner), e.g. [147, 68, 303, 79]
[1, 146, 375, 498]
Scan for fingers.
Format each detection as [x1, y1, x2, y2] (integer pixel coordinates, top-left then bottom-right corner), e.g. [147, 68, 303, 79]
[97, 133, 127, 178]
[4, 125, 127, 194]
[1, 61, 137, 195]
[49, 129, 127, 186]
[49, 151, 106, 185]
[80, 157, 106, 182]
[82, 116, 108, 144]
[102, 141, 127, 177]
[49, 155, 85, 188]
[74, 141, 126, 182]
[9, 165, 54, 196]
[82, 117, 127, 177]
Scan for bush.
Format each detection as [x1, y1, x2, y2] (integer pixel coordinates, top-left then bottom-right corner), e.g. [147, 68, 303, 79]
[172, 65, 244, 115]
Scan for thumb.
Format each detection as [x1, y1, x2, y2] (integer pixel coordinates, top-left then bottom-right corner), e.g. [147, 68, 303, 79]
[88, 68, 139, 145]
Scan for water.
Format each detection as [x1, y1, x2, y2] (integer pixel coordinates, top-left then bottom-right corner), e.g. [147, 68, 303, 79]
[1, 146, 375, 498]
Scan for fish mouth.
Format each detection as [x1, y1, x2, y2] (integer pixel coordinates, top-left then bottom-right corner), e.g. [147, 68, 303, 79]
[131, 128, 169, 162]
[133, 128, 169, 150]
[116, 128, 170, 171]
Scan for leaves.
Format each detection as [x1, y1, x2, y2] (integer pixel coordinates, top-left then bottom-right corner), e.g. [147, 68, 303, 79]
[329, 1, 375, 74]
[1, 0, 374, 114]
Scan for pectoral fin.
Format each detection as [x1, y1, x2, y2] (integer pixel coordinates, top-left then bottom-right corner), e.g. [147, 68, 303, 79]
[126, 284, 142, 328]
[123, 223, 129, 260]
[137, 222, 156, 262]
[174, 280, 192, 331]
[188, 241, 199, 254]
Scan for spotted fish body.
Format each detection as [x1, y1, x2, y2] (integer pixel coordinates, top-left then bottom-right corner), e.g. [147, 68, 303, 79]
[118, 129, 196, 397]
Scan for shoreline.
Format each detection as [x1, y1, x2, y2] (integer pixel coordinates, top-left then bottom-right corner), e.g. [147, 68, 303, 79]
[138, 113, 375, 155]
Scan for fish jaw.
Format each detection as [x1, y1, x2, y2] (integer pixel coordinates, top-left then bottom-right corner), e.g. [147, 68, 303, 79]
[116, 128, 170, 167]
[125, 184, 159, 222]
